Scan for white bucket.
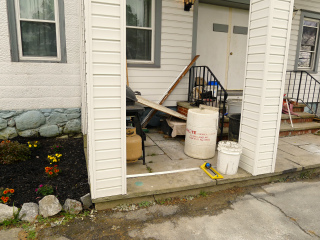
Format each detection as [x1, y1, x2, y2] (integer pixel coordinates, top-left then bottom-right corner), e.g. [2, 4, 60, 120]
[217, 141, 242, 175]
[184, 107, 219, 159]
[228, 99, 242, 114]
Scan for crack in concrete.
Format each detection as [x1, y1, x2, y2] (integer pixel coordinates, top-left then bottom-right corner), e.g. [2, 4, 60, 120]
[250, 193, 320, 239]
[257, 186, 275, 197]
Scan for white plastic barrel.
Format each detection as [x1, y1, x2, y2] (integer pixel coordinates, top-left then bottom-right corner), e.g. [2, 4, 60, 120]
[217, 141, 242, 175]
[227, 99, 242, 114]
[184, 107, 219, 159]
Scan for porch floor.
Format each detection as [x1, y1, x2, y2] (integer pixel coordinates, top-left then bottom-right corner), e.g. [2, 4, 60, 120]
[95, 130, 320, 208]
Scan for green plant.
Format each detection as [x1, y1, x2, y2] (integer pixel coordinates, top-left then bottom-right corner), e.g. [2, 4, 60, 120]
[50, 144, 63, 153]
[0, 204, 20, 227]
[27, 141, 40, 150]
[199, 190, 207, 197]
[35, 184, 54, 197]
[146, 166, 152, 173]
[27, 229, 37, 240]
[45, 165, 60, 177]
[0, 140, 31, 165]
[138, 201, 153, 208]
[47, 153, 62, 164]
[0, 187, 14, 204]
[22, 223, 37, 240]
[299, 170, 315, 179]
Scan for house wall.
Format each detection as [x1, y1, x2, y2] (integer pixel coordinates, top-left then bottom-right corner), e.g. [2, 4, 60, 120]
[0, 0, 82, 111]
[285, 0, 320, 104]
[85, 0, 127, 200]
[287, 0, 320, 74]
[127, 0, 194, 107]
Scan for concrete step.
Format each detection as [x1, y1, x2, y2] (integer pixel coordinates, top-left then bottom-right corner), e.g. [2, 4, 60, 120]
[223, 112, 315, 128]
[279, 122, 320, 137]
[292, 103, 306, 112]
[281, 112, 315, 124]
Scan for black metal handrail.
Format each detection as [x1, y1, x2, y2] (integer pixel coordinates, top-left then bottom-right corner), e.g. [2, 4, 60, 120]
[188, 66, 228, 140]
[286, 71, 320, 117]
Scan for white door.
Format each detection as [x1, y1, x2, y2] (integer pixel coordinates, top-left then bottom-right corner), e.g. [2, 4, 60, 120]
[197, 4, 249, 90]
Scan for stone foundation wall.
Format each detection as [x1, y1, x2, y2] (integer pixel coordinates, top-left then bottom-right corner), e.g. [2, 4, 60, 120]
[0, 108, 81, 139]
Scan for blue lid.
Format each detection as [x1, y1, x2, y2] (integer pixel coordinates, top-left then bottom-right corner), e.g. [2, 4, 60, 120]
[208, 81, 218, 86]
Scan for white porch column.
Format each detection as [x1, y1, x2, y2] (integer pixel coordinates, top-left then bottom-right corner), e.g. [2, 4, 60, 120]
[85, 0, 127, 199]
[239, 0, 294, 175]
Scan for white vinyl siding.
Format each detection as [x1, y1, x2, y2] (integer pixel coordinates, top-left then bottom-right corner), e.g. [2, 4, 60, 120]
[239, 0, 294, 175]
[1, 0, 80, 110]
[285, 0, 320, 104]
[127, 0, 193, 106]
[85, 0, 126, 199]
[287, 0, 320, 75]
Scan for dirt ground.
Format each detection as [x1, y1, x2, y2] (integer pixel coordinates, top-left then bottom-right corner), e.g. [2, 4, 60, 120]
[5, 172, 320, 240]
[0, 137, 89, 207]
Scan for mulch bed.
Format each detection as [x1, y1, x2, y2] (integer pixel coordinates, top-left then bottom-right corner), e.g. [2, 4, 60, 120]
[0, 137, 90, 208]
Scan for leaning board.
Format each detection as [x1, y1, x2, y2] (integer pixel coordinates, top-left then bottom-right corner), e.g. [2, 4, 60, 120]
[136, 95, 187, 121]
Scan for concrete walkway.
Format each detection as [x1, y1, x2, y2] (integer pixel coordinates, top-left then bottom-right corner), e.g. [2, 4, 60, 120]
[129, 181, 320, 240]
[94, 133, 320, 209]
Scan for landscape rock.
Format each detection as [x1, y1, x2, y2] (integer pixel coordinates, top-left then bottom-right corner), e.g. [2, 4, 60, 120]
[57, 135, 68, 139]
[0, 127, 18, 139]
[65, 108, 80, 114]
[63, 119, 81, 134]
[18, 203, 39, 223]
[41, 109, 52, 113]
[7, 118, 15, 127]
[54, 109, 64, 113]
[39, 125, 60, 137]
[47, 113, 68, 125]
[67, 113, 81, 120]
[0, 118, 7, 130]
[0, 203, 19, 223]
[15, 111, 45, 131]
[0, 111, 16, 119]
[0, 228, 23, 240]
[39, 195, 62, 218]
[80, 193, 92, 209]
[18, 129, 39, 138]
[63, 199, 83, 214]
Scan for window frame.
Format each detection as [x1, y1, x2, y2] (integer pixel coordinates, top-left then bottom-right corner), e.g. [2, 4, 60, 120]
[7, 0, 67, 63]
[295, 11, 320, 73]
[126, 0, 162, 68]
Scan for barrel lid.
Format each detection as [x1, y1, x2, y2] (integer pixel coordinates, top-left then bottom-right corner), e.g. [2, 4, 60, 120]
[218, 141, 242, 154]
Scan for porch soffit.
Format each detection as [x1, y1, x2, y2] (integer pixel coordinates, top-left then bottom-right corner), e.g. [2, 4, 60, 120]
[199, 0, 249, 10]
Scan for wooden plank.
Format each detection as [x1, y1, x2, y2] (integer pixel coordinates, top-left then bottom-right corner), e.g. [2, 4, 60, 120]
[136, 95, 187, 121]
[141, 55, 199, 127]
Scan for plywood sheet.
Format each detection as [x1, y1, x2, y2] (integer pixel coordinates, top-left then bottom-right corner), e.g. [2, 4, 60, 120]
[136, 95, 187, 121]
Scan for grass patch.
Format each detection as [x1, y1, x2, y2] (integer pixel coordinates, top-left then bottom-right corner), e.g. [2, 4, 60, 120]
[199, 190, 208, 197]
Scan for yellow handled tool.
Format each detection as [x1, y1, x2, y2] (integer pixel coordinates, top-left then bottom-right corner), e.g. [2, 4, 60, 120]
[200, 162, 223, 179]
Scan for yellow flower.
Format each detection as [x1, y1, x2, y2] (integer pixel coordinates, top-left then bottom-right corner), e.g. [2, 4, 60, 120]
[50, 163, 52, 164]
[36, 141, 38, 143]
[34, 145, 37, 147]
[29, 145, 32, 148]
[53, 160, 57, 162]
